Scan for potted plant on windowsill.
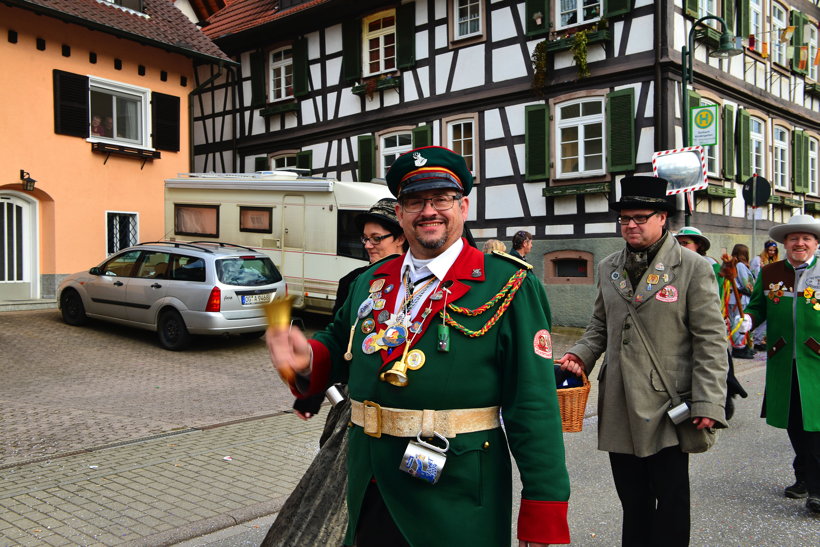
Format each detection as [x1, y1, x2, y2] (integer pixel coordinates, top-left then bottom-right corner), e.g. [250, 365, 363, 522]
[352, 74, 402, 99]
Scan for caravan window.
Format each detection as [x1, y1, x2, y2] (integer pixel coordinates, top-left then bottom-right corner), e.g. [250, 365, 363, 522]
[337, 210, 368, 261]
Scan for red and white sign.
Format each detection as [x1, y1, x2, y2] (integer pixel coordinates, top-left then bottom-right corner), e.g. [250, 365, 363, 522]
[651, 146, 708, 195]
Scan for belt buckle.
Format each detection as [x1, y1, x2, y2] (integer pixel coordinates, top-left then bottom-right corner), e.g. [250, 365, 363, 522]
[362, 400, 382, 438]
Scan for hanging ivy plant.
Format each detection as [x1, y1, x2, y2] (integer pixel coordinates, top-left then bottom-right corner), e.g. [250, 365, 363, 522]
[531, 40, 548, 95]
[570, 29, 590, 79]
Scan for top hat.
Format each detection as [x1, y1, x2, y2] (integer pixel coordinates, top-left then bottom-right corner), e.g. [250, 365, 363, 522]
[673, 226, 711, 252]
[768, 214, 820, 243]
[385, 146, 473, 198]
[611, 176, 676, 213]
[355, 198, 401, 234]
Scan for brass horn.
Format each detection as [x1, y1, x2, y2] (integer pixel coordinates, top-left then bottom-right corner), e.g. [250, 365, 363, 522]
[381, 358, 409, 387]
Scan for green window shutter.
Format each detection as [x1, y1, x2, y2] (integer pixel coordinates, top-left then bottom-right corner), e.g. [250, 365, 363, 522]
[250, 50, 266, 107]
[792, 130, 806, 193]
[412, 125, 432, 148]
[524, 104, 549, 181]
[254, 156, 269, 171]
[791, 11, 807, 74]
[525, 0, 549, 37]
[53, 70, 89, 137]
[605, 0, 633, 18]
[342, 19, 362, 83]
[738, 1, 750, 39]
[358, 135, 376, 182]
[801, 132, 811, 193]
[722, 1, 735, 34]
[151, 92, 180, 152]
[397, 2, 415, 70]
[722, 105, 736, 180]
[296, 150, 313, 174]
[607, 89, 635, 172]
[737, 109, 751, 182]
[684, 0, 698, 18]
[293, 38, 309, 97]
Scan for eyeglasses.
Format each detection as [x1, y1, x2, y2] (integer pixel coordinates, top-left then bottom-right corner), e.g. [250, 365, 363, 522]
[617, 212, 658, 225]
[400, 194, 461, 213]
[360, 233, 394, 246]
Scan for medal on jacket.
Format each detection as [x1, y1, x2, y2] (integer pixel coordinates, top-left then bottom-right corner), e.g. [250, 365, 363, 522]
[347, 296, 375, 360]
[400, 432, 449, 484]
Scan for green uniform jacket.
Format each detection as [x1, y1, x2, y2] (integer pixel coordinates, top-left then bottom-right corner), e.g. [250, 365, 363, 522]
[745, 256, 820, 431]
[300, 241, 570, 546]
[567, 236, 729, 457]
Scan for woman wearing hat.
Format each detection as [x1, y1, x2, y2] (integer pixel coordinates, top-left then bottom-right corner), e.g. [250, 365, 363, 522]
[265, 199, 407, 546]
[742, 214, 820, 514]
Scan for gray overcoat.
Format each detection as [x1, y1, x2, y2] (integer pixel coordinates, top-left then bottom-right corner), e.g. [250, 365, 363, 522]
[568, 234, 729, 457]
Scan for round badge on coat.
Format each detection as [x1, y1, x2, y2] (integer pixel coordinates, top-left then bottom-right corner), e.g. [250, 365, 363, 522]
[361, 318, 376, 334]
[382, 326, 407, 347]
[406, 349, 426, 370]
[358, 298, 374, 319]
[373, 298, 387, 310]
[533, 329, 553, 359]
[362, 333, 380, 354]
[370, 279, 385, 293]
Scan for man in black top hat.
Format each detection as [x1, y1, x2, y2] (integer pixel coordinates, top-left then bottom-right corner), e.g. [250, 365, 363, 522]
[557, 176, 728, 546]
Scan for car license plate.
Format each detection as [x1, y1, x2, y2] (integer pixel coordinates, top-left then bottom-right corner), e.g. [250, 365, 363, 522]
[242, 293, 272, 305]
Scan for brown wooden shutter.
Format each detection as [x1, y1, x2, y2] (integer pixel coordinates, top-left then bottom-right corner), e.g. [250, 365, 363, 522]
[53, 70, 89, 137]
[152, 92, 180, 152]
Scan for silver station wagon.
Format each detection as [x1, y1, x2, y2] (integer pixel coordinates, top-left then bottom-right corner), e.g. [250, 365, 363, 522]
[57, 241, 286, 350]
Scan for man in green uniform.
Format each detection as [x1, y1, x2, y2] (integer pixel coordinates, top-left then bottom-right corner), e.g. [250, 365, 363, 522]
[267, 146, 570, 546]
[741, 214, 820, 513]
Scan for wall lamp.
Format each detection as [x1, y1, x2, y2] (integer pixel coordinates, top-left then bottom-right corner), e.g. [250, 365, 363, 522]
[20, 169, 37, 191]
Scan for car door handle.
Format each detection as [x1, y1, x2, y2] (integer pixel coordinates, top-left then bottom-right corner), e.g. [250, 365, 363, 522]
[113, 281, 124, 287]
[151, 283, 162, 289]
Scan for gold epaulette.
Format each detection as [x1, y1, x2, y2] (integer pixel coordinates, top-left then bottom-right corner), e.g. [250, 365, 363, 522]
[491, 250, 532, 270]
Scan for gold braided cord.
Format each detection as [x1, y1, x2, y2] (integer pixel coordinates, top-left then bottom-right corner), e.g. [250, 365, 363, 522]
[441, 269, 528, 337]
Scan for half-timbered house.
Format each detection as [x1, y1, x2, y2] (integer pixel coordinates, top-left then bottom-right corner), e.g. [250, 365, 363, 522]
[193, 0, 820, 325]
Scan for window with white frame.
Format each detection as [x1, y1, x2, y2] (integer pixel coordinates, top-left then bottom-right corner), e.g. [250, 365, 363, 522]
[773, 126, 789, 190]
[700, 99, 720, 176]
[750, 117, 765, 177]
[555, 98, 605, 178]
[750, 0, 763, 52]
[447, 119, 476, 173]
[269, 47, 293, 101]
[89, 78, 150, 147]
[556, 0, 602, 31]
[808, 137, 818, 195]
[454, 0, 482, 40]
[698, 0, 718, 27]
[272, 154, 297, 169]
[771, 4, 788, 66]
[380, 132, 412, 176]
[363, 10, 396, 76]
[808, 25, 818, 82]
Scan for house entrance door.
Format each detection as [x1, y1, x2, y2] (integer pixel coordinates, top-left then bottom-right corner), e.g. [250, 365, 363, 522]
[0, 193, 38, 300]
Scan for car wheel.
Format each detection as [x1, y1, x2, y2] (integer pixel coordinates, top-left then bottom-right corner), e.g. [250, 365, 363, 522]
[240, 331, 266, 340]
[60, 289, 88, 326]
[157, 310, 191, 351]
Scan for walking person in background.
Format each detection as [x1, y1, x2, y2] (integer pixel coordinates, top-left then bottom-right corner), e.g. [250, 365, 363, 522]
[750, 240, 779, 351]
[509, 230, 532, 262]
[557, 176, 728, 547]
[728, 244, 756, 359]
[741, 215, 820, 514]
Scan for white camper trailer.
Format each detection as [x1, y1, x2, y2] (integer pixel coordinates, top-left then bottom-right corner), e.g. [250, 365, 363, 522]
[164, 171, 392, 314]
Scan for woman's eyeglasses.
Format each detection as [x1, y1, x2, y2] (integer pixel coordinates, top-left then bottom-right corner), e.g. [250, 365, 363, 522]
[361, 233, 395, 246]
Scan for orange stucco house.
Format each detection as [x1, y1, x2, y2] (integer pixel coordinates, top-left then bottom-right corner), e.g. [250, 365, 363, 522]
[0, 0, 233, 306]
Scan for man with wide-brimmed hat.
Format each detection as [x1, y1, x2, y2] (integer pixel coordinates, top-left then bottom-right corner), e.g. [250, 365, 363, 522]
[742, 214, 820, 513]
[558, 176, 728, 546]
[267, 146, 570, 546]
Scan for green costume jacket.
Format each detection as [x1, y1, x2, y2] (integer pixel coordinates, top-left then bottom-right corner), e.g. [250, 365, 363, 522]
[745, 256, 820, 431]
[299, 241, 570, 546]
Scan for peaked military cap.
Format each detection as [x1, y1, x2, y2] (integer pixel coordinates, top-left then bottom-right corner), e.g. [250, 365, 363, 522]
[385, 146, 473, 198]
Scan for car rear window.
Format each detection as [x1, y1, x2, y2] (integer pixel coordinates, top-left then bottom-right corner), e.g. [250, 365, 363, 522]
[216, 256, 282, 286]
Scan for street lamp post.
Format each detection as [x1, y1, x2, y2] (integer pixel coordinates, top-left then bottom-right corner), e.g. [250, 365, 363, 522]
[680, 15, 743, 225]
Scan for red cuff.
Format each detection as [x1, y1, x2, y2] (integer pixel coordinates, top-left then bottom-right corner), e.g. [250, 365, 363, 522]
[517, 499, 569, 544]
[289, 340, 333, 398]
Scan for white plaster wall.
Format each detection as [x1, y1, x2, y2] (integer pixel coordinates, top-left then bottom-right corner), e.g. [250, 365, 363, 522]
[325, 24, 342, 55]
[505, 225, 535, 236]
[303, 101, 317, 124]
[416, 29, 429, 61]
[269, 115, 281, 133]
[492, 44, 526, 82]
[483, 109, 503, 140]
[553, 196, 577, 215]
[585, 194, 609, 213]
[307, 143, 327, 170]
[544, 224, 575, 235]
[308, 30, 321, 59]
[471, 228, 498, 239]
[637, 127, 655, 164]
[586, 222, 615, 234]
[634, 0, 653, 7]
[486, 185, 524, 219]
[435, 22, 448, 50]
[383, 88, 401, 107]
[505, 104, 528, 136]
[284, 113, 299, 129]
[436, 51, 454, 94]
[523, 182, 547, 217]
[251, 111, 266, 135]
[512, 143, 525, 175]
[452, 46, 486, 91]
[484, 146, 514, 179]
[326, 57, 342, 87]
[625, 15, 654, 55]
[339, 90, 361, 117]
[553, 50, 574, 71]
[491, 5, 516, 42]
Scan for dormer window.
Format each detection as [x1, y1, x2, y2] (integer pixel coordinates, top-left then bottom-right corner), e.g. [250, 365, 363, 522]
[98, 0, 147, 16]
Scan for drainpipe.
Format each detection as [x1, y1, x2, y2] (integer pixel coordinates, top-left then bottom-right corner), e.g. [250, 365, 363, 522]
[188, 61, 226, 172]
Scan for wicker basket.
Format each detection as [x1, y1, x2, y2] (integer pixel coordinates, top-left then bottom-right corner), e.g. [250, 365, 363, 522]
[557, 372, 590, 433]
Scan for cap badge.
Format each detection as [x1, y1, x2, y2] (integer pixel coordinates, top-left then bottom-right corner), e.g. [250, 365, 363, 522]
[413, 152, 427, 167]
